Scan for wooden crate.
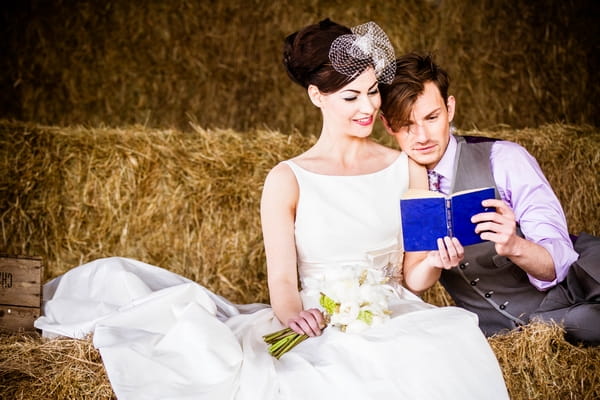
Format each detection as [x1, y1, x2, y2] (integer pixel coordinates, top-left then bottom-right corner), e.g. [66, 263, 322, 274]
[0, 255, 43, 333]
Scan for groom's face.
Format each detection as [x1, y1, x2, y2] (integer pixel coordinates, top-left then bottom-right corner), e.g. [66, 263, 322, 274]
[384, 82, 455, 170]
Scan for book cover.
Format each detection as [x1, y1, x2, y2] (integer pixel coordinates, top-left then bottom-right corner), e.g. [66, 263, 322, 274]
[400, 187, 495, 251]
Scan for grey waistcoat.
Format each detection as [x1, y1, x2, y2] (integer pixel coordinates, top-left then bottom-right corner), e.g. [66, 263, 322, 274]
[439, 135, 547, 336]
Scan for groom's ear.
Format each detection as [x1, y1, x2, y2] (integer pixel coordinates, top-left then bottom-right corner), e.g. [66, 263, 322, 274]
[380, 114, 395, 136]
[446, 95, 456, 123]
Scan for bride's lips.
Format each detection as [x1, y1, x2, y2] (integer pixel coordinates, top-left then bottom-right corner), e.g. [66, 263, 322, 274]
[353, 116, 373, 126]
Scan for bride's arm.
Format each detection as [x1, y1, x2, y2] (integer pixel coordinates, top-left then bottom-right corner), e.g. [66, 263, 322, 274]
[260, 163, 324, 336]
[402, 251, 443, 295]
[403, 238, 464, 295]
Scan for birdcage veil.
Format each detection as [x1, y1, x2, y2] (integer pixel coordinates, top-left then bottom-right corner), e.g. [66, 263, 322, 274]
[328, 21, 396, 84]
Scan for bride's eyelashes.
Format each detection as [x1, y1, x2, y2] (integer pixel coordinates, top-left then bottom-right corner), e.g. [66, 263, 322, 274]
[343, 88, 379, 102]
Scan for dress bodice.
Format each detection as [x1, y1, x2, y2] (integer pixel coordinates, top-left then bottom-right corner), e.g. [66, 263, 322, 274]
[283, 153, 409, 291]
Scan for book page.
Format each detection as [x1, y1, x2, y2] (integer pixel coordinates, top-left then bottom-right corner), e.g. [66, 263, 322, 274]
[400, 188, 445, 200]
[453, 187, 495, 196]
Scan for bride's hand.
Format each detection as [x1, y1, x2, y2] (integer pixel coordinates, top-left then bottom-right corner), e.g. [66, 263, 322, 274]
[428, 236, 464, 270]
[288, 308, 325, 337]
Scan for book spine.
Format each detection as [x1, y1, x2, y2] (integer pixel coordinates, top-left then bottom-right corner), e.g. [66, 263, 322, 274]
[446, 198, 453, 237]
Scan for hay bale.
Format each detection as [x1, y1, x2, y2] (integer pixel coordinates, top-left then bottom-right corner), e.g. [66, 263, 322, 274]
[0, 1, 597, 133]
[431, 0, 599, 130]
[0, 120, 315, 303]
[1, 119, 598, 302]
[488, 322, 600, 400]
[0, 334, 112, 399]
[1, 120, 599, 399]
[0, 1, 430, 136]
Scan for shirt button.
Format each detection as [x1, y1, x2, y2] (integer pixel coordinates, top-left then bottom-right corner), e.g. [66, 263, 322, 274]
[470, 278, 480, 286]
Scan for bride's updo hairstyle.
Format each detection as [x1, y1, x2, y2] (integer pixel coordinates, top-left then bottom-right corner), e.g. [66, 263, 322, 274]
[283, 19, 352, 93]
[283, 19, 397, 94]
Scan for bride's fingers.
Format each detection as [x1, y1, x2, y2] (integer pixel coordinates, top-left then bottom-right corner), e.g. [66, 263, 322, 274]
[289, 318, 313, 336]
[452, 238, 464, 264]
[436, 237, 453, 269]
[445, 237, 464, 266]
[443, 236, 457, 259]
[306, 308, 326, 329]
[292, 310, 323, 336]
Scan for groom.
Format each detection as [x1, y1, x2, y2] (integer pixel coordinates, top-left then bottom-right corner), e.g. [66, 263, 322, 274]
[379, 52, 600, 345]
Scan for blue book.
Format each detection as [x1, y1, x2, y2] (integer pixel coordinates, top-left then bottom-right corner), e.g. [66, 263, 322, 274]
[400, 187, 495, 251]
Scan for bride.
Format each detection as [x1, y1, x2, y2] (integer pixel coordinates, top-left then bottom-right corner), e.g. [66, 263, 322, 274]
[35, 19, 508, 399]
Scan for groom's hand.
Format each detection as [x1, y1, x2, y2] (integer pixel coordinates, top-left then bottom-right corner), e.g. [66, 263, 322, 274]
[472, 199, 519, 257]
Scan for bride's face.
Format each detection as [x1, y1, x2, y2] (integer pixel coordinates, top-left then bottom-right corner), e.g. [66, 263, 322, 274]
[313, 68, 381, 138]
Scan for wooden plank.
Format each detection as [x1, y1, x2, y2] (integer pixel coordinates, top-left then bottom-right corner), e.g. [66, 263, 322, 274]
[0, 304, 40, 332]
[0, 256, 42, 308]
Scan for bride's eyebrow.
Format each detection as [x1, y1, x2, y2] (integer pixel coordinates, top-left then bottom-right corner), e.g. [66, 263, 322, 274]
[342, 81, 379, 94]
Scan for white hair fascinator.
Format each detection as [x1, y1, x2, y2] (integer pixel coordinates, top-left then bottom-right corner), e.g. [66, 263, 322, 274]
[329, 21, 396, 84]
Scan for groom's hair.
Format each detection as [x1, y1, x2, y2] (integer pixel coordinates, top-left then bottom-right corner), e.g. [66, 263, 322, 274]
[379, 52, 450, 132]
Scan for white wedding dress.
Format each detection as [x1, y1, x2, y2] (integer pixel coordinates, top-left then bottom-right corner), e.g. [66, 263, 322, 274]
[35, 152, 509, 400]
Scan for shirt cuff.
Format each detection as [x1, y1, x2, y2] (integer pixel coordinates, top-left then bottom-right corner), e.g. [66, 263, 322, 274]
[527, 238, 578, 291]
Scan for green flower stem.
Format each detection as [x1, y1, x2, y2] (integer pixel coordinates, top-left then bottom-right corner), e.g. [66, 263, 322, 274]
[263, 327, 294, 343]
[275, 333, 308, 359]
[268, 334, 295, 353]
[263, 327, 314, 359]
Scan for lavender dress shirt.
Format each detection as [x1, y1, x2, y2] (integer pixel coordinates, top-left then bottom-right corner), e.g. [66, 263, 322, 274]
[433, 135, 578, 290]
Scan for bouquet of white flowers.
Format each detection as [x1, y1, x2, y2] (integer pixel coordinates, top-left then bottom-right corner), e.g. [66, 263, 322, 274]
[263, 267, 394, 359]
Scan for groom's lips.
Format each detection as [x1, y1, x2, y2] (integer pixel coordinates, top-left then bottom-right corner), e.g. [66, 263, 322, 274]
[414, 143, 437, 153]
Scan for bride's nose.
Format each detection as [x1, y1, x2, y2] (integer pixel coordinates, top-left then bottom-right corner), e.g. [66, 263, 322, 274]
[358, 95, 378, 115]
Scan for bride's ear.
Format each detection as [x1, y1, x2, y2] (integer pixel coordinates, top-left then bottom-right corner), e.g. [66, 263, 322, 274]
[307, 85, 323, 108]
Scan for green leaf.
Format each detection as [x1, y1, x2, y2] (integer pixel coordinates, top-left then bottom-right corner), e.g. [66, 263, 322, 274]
[357, 309, 373, 325]
[319, 293, 339, 315]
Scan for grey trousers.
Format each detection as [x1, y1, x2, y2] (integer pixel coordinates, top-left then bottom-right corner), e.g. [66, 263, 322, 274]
[532, 233, 600, 345]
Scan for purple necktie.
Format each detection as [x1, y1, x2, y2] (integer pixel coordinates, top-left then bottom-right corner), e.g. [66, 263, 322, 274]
[428, 170, 442, 192]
